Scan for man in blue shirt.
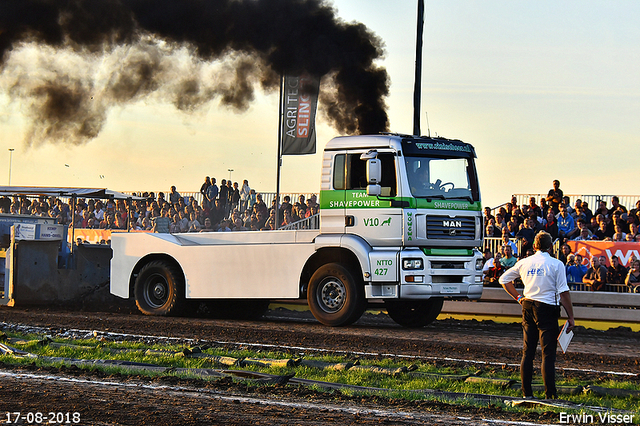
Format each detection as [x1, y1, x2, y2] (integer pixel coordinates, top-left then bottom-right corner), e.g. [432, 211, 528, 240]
[206, 178, 219, 208]
[566, 254, 588, 284]
[556, 204, 575, 243]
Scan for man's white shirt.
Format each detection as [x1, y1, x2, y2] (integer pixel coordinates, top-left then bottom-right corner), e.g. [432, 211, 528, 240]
[499, 251, 569, 305]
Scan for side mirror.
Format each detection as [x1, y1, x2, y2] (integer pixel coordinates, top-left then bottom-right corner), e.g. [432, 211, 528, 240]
[366, 158, 381, 184]
[367, 184, 381, 197]
[366, 158, 382, 196]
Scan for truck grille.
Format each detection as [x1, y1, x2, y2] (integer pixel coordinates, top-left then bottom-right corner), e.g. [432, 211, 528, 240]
[426, 215, 476, 240]
[431, 261, 465, 269]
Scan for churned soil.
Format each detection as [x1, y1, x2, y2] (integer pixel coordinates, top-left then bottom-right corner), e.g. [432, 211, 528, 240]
[0, 305, 638, 425]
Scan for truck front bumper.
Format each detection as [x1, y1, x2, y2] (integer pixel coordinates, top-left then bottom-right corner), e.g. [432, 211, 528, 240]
[365, 247, 484, 300]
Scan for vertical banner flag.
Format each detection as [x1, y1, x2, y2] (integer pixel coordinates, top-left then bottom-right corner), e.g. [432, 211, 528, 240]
[281, 74, 320, 155]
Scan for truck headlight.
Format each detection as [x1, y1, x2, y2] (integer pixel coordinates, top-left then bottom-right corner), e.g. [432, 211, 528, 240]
[403, 259, 423, 270]
[475, 258, 483, 270]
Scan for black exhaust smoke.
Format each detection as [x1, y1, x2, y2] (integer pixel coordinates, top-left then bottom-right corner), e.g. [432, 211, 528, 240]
[0, 0, 389, 146]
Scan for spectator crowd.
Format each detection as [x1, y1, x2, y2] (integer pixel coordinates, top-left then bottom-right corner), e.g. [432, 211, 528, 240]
[1, 176, 638, 293]
[483, 180, 640, 293]
[0, 176, 319, 235]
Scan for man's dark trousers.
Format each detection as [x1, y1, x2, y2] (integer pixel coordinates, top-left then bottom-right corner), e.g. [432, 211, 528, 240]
[521, 300, 560, 399]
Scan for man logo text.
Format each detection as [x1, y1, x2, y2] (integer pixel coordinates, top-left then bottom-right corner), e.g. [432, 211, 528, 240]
[443, 220, 462, 228]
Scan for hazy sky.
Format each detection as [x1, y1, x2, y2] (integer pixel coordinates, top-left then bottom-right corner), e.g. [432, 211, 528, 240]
[1, 0, 638, 208]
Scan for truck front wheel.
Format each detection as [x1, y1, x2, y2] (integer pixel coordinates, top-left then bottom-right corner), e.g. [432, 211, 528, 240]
[385, 298, 444, 328]
[307, 263, 365, 326]
[134, 261, 183, 316]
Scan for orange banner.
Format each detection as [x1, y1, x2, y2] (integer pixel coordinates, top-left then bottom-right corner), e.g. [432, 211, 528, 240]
[70, 229, 112, 244]
[567, 241, 640, 267]
[70, 229, 153, 244]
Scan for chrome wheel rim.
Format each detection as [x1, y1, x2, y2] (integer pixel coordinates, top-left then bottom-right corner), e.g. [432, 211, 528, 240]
[317, 277, 346, 313]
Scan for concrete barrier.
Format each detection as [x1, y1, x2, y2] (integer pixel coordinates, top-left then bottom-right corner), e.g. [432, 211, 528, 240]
[442, 287, 640, 323]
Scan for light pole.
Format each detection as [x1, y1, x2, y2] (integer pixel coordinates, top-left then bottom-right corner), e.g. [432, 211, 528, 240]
[8, 148, 14, 186]
[413, 0, 424, 136]
[228, 169, 234, 181]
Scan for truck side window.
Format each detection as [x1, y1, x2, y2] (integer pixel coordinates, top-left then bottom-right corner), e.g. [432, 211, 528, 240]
[378, 153, 397, 197]
[346, 154, 367, 190]
[345, 153, 396, 196]
[333, 154, 346, 190]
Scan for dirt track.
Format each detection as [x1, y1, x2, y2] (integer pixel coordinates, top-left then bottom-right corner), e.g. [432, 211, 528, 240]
[1, 305, 638, 425]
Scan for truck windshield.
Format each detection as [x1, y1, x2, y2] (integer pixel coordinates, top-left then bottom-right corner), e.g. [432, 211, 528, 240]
[405, 156, 479, 201]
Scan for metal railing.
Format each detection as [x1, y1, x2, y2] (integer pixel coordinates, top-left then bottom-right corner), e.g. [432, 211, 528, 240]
[484, 237, 523, 256]
[279, 214, 320, 230]
[507, 194, 640, 213]
[569, 283, 631, 293]
[124, 191, 319, 212]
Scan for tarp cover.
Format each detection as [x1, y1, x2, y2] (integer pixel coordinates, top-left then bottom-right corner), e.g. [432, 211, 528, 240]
[0, 186, 143, 200]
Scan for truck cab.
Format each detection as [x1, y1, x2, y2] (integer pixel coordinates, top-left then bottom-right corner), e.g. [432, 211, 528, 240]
[315, 134, 483, 326]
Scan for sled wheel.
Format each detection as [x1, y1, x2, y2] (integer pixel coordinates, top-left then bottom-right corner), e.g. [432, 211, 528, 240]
[134, 260, 183, 316]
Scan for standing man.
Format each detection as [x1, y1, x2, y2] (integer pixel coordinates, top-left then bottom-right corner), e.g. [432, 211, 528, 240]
[230, 181, 240, 214]
[240, 180, 251, 212]
[499, 231, 575, 400]
[169, 186, 181, 205]
[546, 180, 563, 215]
[225, 180, 234, 218]
[218, 179, 228, 217]
[206, 178, 219, 209]
[200, 176, 211, 208]
[515, 218, 537, 256]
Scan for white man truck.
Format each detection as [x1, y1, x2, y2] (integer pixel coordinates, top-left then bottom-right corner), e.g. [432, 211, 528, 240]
[110, 134, 484, 327]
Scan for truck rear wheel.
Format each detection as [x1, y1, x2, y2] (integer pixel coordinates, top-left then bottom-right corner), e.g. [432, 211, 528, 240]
[385, 298, 444, 328]
[134, 261, 183, 316]
[307, 263, 365, 326]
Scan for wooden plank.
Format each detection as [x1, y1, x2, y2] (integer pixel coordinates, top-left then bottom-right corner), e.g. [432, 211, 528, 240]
[571, 306, 640, 323]
[443, 301, 522, 316]
[479, 288, 519, 301]
[570, 291, 640, 306]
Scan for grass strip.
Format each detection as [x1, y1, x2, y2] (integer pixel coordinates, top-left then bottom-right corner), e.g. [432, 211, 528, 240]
[0, 329, 638, 421]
